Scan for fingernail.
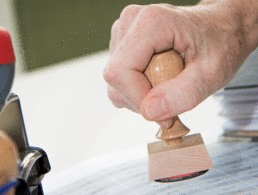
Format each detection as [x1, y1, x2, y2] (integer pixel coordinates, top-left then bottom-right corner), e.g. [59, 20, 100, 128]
[158, 119, 173, 129]
[145, 97, 169, 120]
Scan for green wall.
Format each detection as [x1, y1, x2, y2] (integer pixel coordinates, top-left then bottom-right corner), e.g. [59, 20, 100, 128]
[13, 0, 199, 71]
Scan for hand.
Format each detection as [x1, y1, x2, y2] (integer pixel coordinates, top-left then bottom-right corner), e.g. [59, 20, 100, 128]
[103, 2, 257, 128]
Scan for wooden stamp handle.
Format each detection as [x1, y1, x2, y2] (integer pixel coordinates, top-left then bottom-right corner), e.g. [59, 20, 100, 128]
[144, 50, 190, 146]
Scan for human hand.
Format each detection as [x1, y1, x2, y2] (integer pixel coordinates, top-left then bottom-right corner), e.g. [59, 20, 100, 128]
[103, 2, 258, 128]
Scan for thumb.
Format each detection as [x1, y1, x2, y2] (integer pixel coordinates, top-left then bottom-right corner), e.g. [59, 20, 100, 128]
[140, 63, 216, 122]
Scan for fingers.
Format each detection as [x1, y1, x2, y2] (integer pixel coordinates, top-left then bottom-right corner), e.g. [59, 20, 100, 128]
[117, 5, 143, 42]
[105, 4, 197, 128]
[107, 85, 139, 113]
[105, 5, 185, 112]
[105, 3, 248, 130]
[104, 46, 153, 111]
[109, 19, 119, 55]
[109, 5, 143, 55]
[107, 5, 147, 112]
[140, 60, 222, 121]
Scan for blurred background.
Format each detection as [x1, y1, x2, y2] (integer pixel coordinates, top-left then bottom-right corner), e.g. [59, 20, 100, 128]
[1, 0, 199, 72]
[0, 0, 227, 183]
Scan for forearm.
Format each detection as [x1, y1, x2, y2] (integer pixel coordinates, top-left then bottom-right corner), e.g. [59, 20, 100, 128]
[198, 0, 258, 50]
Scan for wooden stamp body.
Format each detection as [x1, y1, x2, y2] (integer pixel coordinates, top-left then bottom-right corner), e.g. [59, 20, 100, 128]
[148, 133, 213, 181]
[145, 50, 213, 181]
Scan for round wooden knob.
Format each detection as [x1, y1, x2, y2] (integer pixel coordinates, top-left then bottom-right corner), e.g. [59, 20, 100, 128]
[144, 50, 190, 146]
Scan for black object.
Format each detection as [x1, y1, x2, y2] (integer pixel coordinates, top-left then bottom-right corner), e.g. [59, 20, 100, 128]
[0, 93, 51, 195]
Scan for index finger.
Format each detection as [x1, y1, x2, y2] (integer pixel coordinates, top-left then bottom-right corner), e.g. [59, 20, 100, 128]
[104, 39, 153, 110]
[104, 6, 175, 110]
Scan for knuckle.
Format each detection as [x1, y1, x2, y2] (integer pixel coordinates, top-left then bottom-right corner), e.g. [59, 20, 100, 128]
[109, 39, 114, 54]
[103, 69, 120, 87]
[120, 4, 140, 19]
[111, 96, 127, 109]
[112, 102, 124, 108]
[159, 3, 176, 9]
[130, 5, 162, 36]
[107, 88, 125, 108]
[135, 4, 168, 32]
[111, 19, 119, 33]
[140, 4, 162, 18]
[107, 86, 118, 100]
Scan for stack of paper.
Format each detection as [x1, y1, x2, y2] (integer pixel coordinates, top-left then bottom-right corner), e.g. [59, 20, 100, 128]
[213, 47, 258, 138]
[215, 86, 258, 138]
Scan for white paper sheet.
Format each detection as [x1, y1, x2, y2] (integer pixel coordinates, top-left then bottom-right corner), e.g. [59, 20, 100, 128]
[43, 141, 258, 195]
